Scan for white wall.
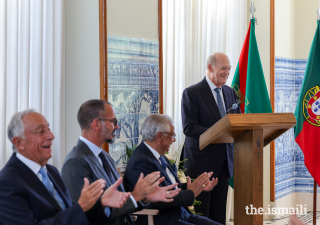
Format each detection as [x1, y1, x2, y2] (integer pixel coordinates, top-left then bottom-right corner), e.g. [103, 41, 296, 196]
[275, 0, 295, 58]
[107, 0, 158, 40]
[65, 0, 158, 154]
[65, 0, 100, 154]
[295, 0, 318, 59]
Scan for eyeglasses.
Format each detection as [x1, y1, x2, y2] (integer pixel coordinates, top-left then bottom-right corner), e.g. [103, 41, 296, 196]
[161, 132, 176, 140]
[97, 118, 118, 126]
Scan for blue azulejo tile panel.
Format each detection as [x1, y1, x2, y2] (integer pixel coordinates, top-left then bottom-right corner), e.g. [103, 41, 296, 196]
[108, 35, 159, 167]
[275, 163, 294, 184]
[294, 143, 304, 162]
[116, 114, 140, 140]
[109, 138, 139, 167]
[295, 161, 312, 179]
[108, 88, 159, 115]
[275, 177, 295, 200]
[140, 89, 159, 113]
[109, 89, 140, 114]
[274, 57, 312, 199]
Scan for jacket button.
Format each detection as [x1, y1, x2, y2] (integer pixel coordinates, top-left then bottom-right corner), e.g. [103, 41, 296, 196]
[178, 219, 181, 222]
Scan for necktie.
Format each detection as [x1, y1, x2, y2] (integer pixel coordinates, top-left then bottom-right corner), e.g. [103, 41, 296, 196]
[159, 156, 168, 170]
[214, 88, 228, 159]
[214, 88, 226, 117]
[98, 152, 134, 225]
[39, 167, 66, 210]
[99, 152, 116, 184]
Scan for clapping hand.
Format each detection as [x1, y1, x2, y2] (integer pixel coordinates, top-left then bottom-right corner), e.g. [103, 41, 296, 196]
[78, 178, 106, 212]
[187, 172, 213, 197]
[203, 177, 218, 192]
[145, 177, 180, 203]
[131, 172, 161, 202]
[101, 177, 131, 208]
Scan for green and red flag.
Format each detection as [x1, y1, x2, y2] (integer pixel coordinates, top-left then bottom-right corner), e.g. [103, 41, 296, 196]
[294, 20, 320, 186]
[229, 18, 273, 188]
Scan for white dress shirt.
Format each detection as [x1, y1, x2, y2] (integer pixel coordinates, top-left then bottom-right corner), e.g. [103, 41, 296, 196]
[144, 142, 177, 187]
[79, 136, 138, 208]
[205, 76, 226, 111]
[16, 153, 45, 181]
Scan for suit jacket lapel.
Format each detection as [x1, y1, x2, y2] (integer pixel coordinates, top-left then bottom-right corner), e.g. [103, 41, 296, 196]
[47, 170, 72, 208]
[200, 77, 221, 121]
[76, 139, 125, 191]
[103, 152, 125, 192]
[222, 86, 232, 114]
[76, 140, 114, 188]
[12, 154, 62, 212]
[163, 156, 181, 186]
[140, 143, 175, 187]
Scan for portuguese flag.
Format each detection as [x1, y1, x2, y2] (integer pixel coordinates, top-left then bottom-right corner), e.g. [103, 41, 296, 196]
[229, 19, 273, 188]
[294, 20, 320, 186]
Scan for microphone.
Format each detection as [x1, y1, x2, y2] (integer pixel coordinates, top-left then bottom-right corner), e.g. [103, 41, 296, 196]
[226, 99, 241, 113]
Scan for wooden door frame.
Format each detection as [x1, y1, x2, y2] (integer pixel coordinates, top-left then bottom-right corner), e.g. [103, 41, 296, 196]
[99, 0, 163, 152]
[270, 0, 275, 202]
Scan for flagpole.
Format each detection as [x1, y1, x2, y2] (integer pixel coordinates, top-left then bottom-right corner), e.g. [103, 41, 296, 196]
[313, 180, 317, 225]
[249, 0, 255, 20]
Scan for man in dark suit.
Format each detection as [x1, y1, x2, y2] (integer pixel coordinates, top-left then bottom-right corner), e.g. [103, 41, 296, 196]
[61, 100, 180, 225]
[181, 53, 241, 224]
[124, 114, 221, 225]
[0, 109, 130, 225]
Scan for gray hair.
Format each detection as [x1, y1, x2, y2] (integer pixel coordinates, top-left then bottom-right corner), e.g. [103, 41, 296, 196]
[207, 54, 217, 68]
[207, 52, 228, 69]
[7, 109, 36, 152]
[141, 114, 173, 142]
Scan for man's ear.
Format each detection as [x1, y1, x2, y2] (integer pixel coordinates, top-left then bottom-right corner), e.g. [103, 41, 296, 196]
[91, 119, 101, 131]
[12, 136, 25, 152]
[155, 132, 162, 143]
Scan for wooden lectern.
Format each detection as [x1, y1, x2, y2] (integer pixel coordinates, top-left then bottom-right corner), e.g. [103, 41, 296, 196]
[199, 113, 296, 225]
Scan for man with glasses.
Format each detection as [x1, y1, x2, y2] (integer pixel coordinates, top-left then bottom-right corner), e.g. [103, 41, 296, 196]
[123, 114, 220, 225]
[0, 109, 130, 225]
[61, 100, 180, 225]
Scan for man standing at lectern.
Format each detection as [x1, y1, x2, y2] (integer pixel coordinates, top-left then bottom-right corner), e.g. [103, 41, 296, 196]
[181, 53, 241, 224]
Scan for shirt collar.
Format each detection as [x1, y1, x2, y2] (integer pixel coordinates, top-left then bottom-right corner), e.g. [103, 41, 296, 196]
[205, 76, 219, 91]
[144, 141, 161, 160]
[79, 136, 102, 157]
[16, 152, 42, 175]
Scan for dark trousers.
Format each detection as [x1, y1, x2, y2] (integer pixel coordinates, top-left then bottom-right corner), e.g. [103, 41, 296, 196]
[194, 160, 230, 225]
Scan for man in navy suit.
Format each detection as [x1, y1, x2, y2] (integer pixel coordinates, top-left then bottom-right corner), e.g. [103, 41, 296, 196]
[61, 100, 180, 225]
[0, 109, 130, 225]
[181, 53, 241, 224]
[124, 114, 220, 225]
